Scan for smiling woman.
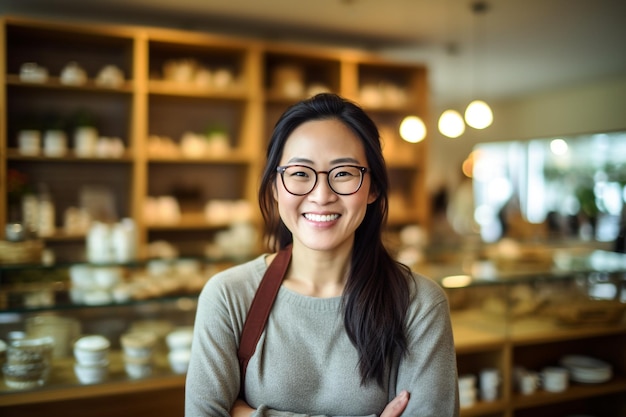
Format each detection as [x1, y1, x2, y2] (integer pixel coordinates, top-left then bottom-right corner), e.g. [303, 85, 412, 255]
[185, 93, 459, 417]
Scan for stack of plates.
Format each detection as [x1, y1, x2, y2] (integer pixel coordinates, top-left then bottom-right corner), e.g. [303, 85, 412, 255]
[560, 355, 612, 384]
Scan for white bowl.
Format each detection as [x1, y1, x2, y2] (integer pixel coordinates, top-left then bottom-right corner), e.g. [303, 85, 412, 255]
[124, 361, 153, 379]
[69, 265, 94, 289]
[120, 332, 156, 359]
[74, 361, 108, 384]
[168, 349, 190, 374]
[166, 327, 193, 351]
[93, 267, 122, 290]
[74, 335, 110, 365]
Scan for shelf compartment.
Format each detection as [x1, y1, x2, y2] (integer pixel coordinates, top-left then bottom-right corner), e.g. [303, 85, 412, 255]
[147, 95, 248, 153]
[263, 49, 341, 99]
[6, 85, 133, 150]
[147, 38, 249, 93]
[5, 21, 134, 87]
[357, 61, 426, 112]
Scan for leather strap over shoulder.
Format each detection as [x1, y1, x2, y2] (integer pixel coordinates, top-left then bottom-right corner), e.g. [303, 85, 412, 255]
[237, 244, 292, 398]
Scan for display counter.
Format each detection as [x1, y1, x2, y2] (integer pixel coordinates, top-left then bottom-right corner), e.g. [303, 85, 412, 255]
[1, 247, 625, 416]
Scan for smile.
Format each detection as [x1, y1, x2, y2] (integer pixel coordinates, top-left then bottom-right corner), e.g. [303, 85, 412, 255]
[303, 213, 340, 222]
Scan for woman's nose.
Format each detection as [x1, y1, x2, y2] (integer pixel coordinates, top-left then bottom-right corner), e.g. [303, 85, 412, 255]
[308, 174, 337, 202]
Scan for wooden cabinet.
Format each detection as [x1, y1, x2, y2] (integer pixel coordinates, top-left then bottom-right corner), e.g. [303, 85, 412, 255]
[1, 16, 430, 261]
[448, 273, 626, 417]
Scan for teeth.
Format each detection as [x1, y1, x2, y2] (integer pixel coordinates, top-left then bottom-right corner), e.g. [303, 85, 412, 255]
[304, 213, 339, 222]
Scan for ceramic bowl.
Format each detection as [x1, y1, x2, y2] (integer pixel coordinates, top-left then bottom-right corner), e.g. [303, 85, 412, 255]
[74, 361, 109, 384]
[166, 327, 193, 351]
[7, 336, 54, 365]
[168, 349, 190, 374]
[120, 332, 156, 359]
[124, 360, 153, 379]
[73, 335, 110, 366]
[3, 361, 47, 389]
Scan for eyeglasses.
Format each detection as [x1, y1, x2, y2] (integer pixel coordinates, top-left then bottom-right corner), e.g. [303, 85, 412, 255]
[276, 164, 368, 196]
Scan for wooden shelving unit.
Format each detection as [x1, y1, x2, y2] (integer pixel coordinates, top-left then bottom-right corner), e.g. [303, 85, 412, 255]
[1, 15, 430, 261]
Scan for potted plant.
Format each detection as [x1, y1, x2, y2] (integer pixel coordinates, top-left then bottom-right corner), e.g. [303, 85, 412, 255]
[71, 109, 98, 158]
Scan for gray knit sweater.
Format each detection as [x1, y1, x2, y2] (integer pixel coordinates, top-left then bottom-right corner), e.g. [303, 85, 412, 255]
[185, 254, 459, 417]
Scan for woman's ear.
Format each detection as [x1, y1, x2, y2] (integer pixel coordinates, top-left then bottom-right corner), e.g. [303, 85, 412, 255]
[367, 186, 379, 204]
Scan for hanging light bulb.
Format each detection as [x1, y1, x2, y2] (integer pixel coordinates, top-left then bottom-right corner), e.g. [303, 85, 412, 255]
[465, 99, 493, 129]
[465, 2, 494, 130]
[399, 115, 426, 143]
[438, 109, 465, 138]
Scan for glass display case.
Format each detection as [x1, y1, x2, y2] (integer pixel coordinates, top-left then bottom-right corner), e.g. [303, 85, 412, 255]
[1, 245, 625, 416]
[425, 243, 626, 417]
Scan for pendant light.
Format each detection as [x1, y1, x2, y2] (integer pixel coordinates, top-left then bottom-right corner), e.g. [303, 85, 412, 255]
[400, 115, 427, 143]
[465, 99, 493, 129]
[437, 0, 466, 139]
[438, 109, 465, 139]
[464, 1, 493, 130]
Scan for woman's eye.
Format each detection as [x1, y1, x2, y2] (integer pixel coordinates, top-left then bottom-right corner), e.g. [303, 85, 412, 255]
[289, 170, 310, 178]
[334, 169, 355, 178]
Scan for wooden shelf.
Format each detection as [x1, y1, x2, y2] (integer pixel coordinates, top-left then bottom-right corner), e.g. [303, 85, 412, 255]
[146, 151, 251, 164]
[146, 212, 231, 230]
[459, 399, 507, 417]
[6, 149, 134, 163]
[509, 316, 626, 345]
[6, 74, 134, 93]
[148, 80, 249, 100]
[0, 351, 185, 407]
[511, 376, 626, 410]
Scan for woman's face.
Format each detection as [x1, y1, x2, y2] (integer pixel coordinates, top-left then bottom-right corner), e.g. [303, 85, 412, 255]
[275, 118, 377, 253]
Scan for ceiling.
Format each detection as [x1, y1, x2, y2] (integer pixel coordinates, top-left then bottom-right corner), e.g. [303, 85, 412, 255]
[3, 0, 626, 109]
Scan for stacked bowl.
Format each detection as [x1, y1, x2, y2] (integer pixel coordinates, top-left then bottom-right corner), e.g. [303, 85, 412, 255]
[166, 327, 193, 374]
[73, 335, 110, 384]
[3, 336, 54, 389]
[120, 331, 157, 379]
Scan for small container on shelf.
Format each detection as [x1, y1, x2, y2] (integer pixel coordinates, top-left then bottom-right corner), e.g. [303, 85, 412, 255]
[74, 361, 109, 384]
[3, 336, 54, 389]
[124, 355, 153, 379]
[17, 130, 41, 156]
[73, 335, 110, 366]
[19, 62, 48, 83]
[168, 349, 190, 374]
[43, 130, 68, 157]
[73, 335, 110, 384]
[121, 332, 157, 360]
[96, 65, 125, 88]
[60, 62, 87, 86]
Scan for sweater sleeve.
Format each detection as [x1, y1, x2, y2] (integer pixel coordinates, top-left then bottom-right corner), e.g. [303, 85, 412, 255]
[185, 265, 254, 417]
[251, 405, 376, 417]
[394, 277, 460, 417]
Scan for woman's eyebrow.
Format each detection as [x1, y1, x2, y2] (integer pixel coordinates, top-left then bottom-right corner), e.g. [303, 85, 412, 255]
[286, 157, 314, 164]
[330, 157, 361, 164]
[285, 157, 361, 165]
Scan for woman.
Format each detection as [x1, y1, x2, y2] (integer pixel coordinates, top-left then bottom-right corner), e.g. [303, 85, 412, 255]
[185, 93, 459, 416]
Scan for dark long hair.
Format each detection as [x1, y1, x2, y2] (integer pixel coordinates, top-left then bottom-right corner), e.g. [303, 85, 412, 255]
[258, 93, 411, 386]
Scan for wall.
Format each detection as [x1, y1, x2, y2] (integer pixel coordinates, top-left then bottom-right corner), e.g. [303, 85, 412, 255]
[427, 73, 626, 191]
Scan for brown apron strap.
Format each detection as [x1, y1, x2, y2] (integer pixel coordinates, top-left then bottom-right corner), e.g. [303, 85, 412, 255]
[237, 244, 292, 398]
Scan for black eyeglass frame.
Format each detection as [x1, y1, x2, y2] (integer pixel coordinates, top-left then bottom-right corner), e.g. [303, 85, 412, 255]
[276, 164, 369, 196]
